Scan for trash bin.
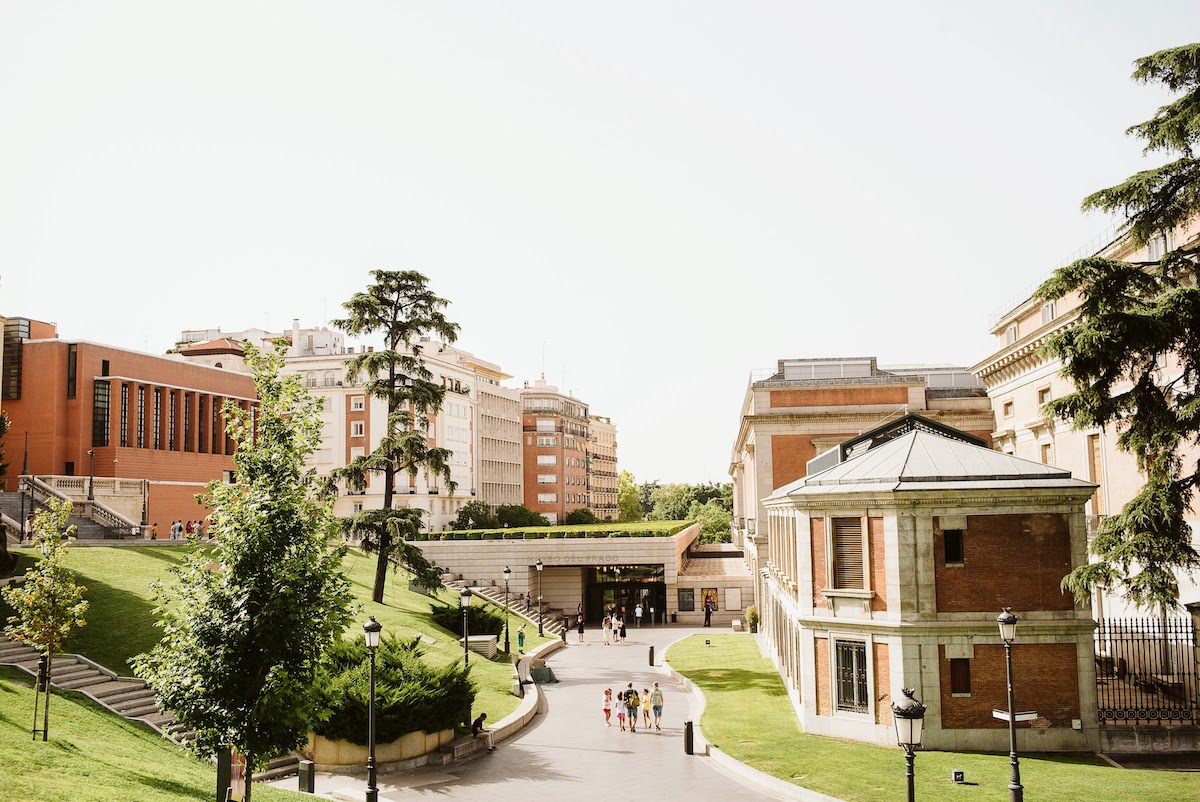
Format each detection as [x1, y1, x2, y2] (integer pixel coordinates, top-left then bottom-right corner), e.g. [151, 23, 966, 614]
[671, 612, 677, 624]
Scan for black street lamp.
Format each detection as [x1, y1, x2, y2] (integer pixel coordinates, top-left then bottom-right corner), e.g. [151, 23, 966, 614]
[997, 607, 1023, 802]
[460, 587, 473, 667]
[363, 616, 383, 802]
[86, 449, 95, 502]
[502, 566, 512, 654]
[535, 559, 544, 637]
[891, 688, 926, 802]
[19, 432, 28, 534]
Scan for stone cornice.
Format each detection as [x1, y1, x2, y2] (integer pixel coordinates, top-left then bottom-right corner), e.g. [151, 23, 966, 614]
[764, 487, 1094, 510]
[973, 310, 1080, 386]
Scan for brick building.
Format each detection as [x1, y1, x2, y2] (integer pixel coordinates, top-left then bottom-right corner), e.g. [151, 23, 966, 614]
[2, 318, 255, 532]
[760, 415, 1099, 750]
[587, 415, 619, 521]
[520, 379, 592, 525]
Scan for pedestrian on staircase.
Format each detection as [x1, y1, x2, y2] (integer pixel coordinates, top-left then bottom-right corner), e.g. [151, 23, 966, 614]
[517, 624, 526, 654]
[23, 513, 33, 542]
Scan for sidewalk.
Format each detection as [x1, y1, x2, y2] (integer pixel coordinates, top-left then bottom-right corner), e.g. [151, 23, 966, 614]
[271, 624, 782, 800]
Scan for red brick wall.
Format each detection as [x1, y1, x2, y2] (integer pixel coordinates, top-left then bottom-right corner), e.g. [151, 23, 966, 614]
[874, 642, 892, 725]
[771, 434, 816, 489]
[815, 636, 831, 716]
[939, 643, 1080, 729]
[811, 517, 827, 607]
[869, 516, 887, 612]
[769, 386, 910, 408]
[934, 514, 1075, 613]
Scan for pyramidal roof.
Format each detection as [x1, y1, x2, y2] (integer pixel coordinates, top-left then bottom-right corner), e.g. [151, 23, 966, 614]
[768, 429, 1095, 499]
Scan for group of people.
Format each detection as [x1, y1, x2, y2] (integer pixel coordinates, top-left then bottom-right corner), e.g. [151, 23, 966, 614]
[600, 607, 627, 645]
[603, 682, 664, 732]
[150, 519, 210, 540]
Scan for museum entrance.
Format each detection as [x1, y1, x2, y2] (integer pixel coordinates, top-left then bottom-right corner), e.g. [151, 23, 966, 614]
[585, 565, 666, 625]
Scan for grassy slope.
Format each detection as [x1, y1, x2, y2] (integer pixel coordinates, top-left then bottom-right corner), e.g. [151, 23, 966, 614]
[666, 634, 1195, 802]
[0, 666, 296, 802]
[8, 544, 543, 723]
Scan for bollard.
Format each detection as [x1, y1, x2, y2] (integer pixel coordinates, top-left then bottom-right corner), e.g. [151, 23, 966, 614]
[684, 720, 694, 755]
[648, 645, 655, 666]
[216, 746, 231, 802]
[298, 760, 315, 794]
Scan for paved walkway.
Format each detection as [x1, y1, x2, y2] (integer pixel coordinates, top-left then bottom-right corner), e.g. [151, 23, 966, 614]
[284, 624, 779, 801]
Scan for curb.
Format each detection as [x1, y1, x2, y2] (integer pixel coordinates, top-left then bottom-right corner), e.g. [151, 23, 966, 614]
[661, 649, 846, 802]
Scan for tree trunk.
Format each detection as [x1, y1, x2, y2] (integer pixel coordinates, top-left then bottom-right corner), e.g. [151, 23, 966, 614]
[243, 753, 252, 802]
[372, 368, 399, 605]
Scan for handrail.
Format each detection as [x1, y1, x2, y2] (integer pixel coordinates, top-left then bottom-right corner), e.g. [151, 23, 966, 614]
[22, 475, 139, 537]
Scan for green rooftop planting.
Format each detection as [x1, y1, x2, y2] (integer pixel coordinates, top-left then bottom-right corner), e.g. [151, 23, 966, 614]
[416, 520, 693, 540]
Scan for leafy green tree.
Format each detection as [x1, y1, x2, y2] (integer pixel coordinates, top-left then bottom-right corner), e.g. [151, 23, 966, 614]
[1037, 42, 1200, 611]
[451, 500, 499, 530]
[134, 344, 353, 799]
[332, 270, 460, 603]
[617, 470, 642, 522]
[495, 504, 550, 528]
[688, 499, 733, 544]
[0, 410, 10, 479]
[2, 498, 88, 737]
[564, 507, 598, 525]
[341, 507, 444, 593]
[646, 483, 698, 522]
[693, 481, 733, 513]
[637, 479, 660, 517]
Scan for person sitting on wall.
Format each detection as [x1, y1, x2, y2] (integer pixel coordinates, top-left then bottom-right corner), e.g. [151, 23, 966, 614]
[472, 712, 496, 751]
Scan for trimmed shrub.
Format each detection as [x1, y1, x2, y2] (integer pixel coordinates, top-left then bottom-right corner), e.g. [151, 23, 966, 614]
[429, 602, 506, 637]
[312, 635, 475, 744]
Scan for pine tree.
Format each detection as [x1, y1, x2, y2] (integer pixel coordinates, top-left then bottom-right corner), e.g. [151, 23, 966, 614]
[332, 270, 460, 603]
[1037, 43, 1200, 611]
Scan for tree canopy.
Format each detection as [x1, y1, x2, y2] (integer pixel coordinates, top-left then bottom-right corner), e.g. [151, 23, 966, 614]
[134, 344, 353, 795]
[332, 269, 459, 603]
[451, 500, 498, 530]
[1037, 42, 1200, 611]
[617, 470, 642, 522]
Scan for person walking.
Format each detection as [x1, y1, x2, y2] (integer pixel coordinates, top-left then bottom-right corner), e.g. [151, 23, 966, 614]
[618, 615, 627, 644]
[576, 614, 585, 644]
[651, 682, 664, 731]
[625, 684, 640, 733]
[524, 593, 531, 612]
[635, 603, 643, 627]
[22, 513, 33, 543]
[703, 594, 714, 627]
[602, 615, 612, 645]
[641, 688, 653, 730]
[603, 688, 613, 727]
[517, 624, 526, 655]
[150, 522, 158, 540]
[616, 692, 627, 731]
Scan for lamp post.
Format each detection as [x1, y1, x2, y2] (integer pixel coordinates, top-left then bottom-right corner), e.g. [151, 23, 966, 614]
[502, 566, 512, 653]
[86, 449, 95, 502]
[891, 688, 926, 802]
[535, 559, 544, 637]
[363, 616, 382, 802]
[19, 432, 28, 533]
[997, 607, 1023, 802]
[460, 587, 473, 667]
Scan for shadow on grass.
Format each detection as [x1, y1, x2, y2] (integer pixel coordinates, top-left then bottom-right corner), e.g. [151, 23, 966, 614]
[131, 772, 210, 801]
[63, 573, 164, 674]
[684, 667, 791, 697]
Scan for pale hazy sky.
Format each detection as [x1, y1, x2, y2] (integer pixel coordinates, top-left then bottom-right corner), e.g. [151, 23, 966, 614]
[2, 2, 1195, 483]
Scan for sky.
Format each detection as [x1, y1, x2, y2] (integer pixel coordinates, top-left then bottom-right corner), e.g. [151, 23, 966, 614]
[2, 2, 1196, 484]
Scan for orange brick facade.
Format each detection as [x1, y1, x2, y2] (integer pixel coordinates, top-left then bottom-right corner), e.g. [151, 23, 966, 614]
[811, 517, 826, 607]
[934, 514, 1074, 613]
[814, 636, 831, 716]
[868, 516, 887, 612]
[4, 332, 255, 529]
[873, 642, 891, 726]
[939, 643, 1081, 729]
[768, 386, 910, 408]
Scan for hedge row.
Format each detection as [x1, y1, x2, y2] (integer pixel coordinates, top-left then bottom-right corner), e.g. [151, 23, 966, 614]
[414, 526, 690, 541]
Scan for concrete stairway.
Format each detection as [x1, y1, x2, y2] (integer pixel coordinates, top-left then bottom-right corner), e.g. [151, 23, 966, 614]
[457, 581, 567, 638]
[0, 491, 122, 541]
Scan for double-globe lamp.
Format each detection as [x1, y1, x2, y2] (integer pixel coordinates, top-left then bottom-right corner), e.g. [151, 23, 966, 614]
[502, 565, 512, 653]
[997, 607, 1023, 802]
[460, 587, 473, 667]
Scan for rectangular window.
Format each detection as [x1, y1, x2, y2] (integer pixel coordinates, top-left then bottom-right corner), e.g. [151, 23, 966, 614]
[537, 436, 558, 446]
[92, 380, 111, 447]
[183, 392, 192, 452]
[137, 386, 145, 448]
[197, 395, 207, 453]
[1087, 433, 1105, 515]
[350, 395, 365, 411]
[537, 474, 557, 484]
[678, 588, 695, 612]
[212, 396, 220, 454]
[1037, 387, 1051, 406]
[1040, 442, 1053, 465]
[1002, 400, 1014, 418]
[153, 389, 161, 449]
[66, 344, 78, 399]
[1040, 302, 1056, 325]
[119, 383, 129, 447]
[1005, 324, 1018, 345]
[944, 529, 965, 565]
[831, 517, 865, 589]
[169, 392, 177, 451]
[537, 455, 558, 466]
[537, 492, 558, 503]
[351, 421, 365, 437]
[950, 658, 972, 695]
[536, 418, 555, 432]
[835, 640, 869, 714]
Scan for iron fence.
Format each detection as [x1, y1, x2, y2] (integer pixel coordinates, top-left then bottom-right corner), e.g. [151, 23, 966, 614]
[1095, 616, 1197, 725]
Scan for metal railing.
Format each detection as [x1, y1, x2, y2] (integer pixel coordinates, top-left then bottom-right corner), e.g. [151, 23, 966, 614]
[1095, 615, 1197, 725]
[22, 475, 140, 539]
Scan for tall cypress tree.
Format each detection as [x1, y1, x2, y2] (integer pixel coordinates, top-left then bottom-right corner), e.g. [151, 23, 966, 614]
[332, 270, 460, 603]
[1037, 43, 1200, 611]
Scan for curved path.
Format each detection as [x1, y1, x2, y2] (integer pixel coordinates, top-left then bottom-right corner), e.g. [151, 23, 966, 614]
[295, 625, 778, 801]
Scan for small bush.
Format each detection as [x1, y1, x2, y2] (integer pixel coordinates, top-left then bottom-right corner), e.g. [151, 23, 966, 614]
[429, 602, 506, 637]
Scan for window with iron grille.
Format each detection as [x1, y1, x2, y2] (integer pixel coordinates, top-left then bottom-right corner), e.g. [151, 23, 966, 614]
[832, 517, 865, 589]
[944, 529, 965, 565]
[119, 383, 129, 447]
[92, 380, 111, 447]
[950, 658, 971, 694]
[835, 640, 869, 714]
[197, 395, 207, 453]
[137, 386, 145, 448]
[153, 390, 161, 449]
[183, 392, 192, 452]
[168, 392, 177, 451]
[66, 344, 78, 399]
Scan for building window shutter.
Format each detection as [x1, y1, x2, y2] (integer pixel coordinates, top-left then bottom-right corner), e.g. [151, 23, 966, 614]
[832, 517, 864, 589]
[950, 658, 972, 694]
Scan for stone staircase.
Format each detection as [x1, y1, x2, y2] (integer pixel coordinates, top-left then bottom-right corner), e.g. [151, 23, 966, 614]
[447, 577, 567, 639]
[0, 491, 123, 541]
[0, 633, 298, 781]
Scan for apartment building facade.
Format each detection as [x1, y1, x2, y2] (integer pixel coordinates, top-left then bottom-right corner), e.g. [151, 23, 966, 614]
[2, 318, 255, 529]
[520, 379, 592, 525]
[972, 218, 1200, 614]
[588, 415, 619, 521]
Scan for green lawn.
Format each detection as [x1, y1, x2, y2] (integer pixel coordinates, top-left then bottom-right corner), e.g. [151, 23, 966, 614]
[5, 544, 545, 723]
[666, 634, 1196, 802]
[0, 666, 298, 802]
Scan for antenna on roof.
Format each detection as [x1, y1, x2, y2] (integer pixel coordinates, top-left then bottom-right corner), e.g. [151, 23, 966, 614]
[541, 341, 547, 380]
